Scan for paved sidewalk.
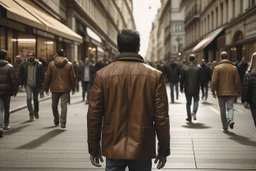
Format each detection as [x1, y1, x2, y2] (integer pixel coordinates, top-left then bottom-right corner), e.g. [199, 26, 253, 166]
[0, 88, 255, 170]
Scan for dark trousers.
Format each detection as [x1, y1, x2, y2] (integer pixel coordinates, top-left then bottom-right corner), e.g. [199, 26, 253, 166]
[185, 93, 199, 120]
[82, 81, 91, 101]
[201, 82, 209, 100]
[51, 92, 70, 124]
[106, 158, 152, 171]
[169, 82, 178, 102]
[250, 103, 256, 127]
[0, 95, 11, 125]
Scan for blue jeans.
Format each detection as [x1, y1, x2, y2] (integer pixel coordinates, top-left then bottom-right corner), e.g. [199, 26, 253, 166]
[106, 158, 152, 171]
[250, 104, 256, 127]
[185, 94, 199, 120]
[25, 86, 39, 114]
[218, 96, 235, 129]
[169, 82, 178, 102]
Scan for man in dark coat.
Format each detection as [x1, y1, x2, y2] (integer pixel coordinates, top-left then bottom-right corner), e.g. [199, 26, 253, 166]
[200, 59, 212, 101]
[167, 58, 181, 103]
[180, 54, 202, 122]
[0, 50, 18, 136]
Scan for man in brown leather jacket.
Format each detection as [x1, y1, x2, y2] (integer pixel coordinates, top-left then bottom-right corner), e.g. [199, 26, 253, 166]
[211, 51, 241, 132]
[44, 49, 76, 128]
[0, 49, 18, 136]
[87, 29, 170, 170]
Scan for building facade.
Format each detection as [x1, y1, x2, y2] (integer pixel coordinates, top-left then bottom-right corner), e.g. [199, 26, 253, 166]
[145, 0, 185, 62]
[0, 0, 136, 63]
[181, 0, 256, 63]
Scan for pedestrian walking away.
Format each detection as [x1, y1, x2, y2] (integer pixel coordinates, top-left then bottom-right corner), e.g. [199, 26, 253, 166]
[19, 51, 45, 121]
[0, 49, 18, 136]
[167, 58, 181, 103]
[211, 51, 241, 132]
[242, 52, 256, 127]
[200, 59, 211, 101]
[87, 29, 170, 171]
[180, 54, 202, 122]
[44, 49, 76, 129]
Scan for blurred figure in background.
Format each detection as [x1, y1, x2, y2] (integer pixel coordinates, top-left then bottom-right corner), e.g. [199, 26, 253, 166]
[38, 57, 47, 98]
[0, 50, 18, 135]
[200, 59, 212, 101]
[13, 55, 23, 91]
[72, 61, 79, 92]
[167, 58, 180, 103]
[242, 52, 256, 127]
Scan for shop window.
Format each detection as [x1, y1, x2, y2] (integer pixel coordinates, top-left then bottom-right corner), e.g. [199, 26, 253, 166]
[37, 37, 56, 62]
[0, 28, 6, 50]
[7, 30, 14, 59]
[15, 33, 36, 61]
[248, 43, 256, 61]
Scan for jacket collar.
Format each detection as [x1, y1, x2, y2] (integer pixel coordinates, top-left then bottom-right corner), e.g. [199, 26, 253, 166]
[115, 53, 144, 63]
[218, 59, 234, 65]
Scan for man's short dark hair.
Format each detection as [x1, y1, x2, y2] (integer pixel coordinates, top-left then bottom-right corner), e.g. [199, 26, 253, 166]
[189, 54, 195, 62]
[117, 29, 140, 53]
[57, 49, 65, 57]
[220, 51, 228, 59]
[0, 49, 7, 60]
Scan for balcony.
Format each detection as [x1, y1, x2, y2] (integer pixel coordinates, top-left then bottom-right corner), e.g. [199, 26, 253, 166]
[185, 5, 201, 26]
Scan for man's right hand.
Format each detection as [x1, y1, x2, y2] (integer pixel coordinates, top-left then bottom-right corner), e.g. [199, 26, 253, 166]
[45, 91, 49, 96]
[154, 155, 167, 169]
[212, 92, 216, 98]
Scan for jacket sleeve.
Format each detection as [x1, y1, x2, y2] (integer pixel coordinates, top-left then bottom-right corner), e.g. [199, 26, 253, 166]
[87, 73, 104, 156]
[155, 73, 170, 157]
[211, 67, 218, 93]
[235, 69, 241, 94]
[9, 66, 18, 95]
[43, 64, 52, 92]
[70, 65, 76, 92]
[242, 73, 249, 103]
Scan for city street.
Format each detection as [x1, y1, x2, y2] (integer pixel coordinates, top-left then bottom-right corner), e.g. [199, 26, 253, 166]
[0, 88, 256, 171]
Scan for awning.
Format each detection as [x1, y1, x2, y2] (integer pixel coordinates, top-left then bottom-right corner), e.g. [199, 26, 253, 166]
[192, 27, 224, 52]
[0, 0, 82, 43]
[0, 0, 45, 31]
[86, 27, 102, 43]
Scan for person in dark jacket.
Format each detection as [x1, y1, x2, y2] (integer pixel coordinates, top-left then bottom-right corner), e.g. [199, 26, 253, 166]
[0, 50, 18, 136]
[19, 52, 45, 121]
[167, 58, 180, 103]
[237, 57, 249, 87]
[77, 58, 95, 104]
[242, 52, 256, 127]
[180, 54, 202, 122]
[200, 59, 212, 101]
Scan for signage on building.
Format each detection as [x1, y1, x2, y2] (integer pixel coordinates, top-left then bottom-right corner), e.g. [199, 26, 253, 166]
[247, 21, 256, 37]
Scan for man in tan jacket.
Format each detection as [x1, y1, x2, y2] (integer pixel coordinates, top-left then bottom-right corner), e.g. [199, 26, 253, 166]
[87, 29, 170, 170]
[211, 51, 241, 132]
[44, 49, 76, 128]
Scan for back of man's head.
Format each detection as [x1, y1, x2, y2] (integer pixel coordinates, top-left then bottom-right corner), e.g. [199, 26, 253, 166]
[188, 54, 195, 62]
[57, 49, 65, 57]
[0, 49, 7, 60]
[220, 51, 228, 60]
[117, 29, 140, 53]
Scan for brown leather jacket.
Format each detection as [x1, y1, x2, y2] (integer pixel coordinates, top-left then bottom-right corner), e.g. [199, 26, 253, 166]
[87, 53, 170, 160]
[211, 59, 241, 96]
[44, 57, 76, 93]
[0, 60, 18, 96]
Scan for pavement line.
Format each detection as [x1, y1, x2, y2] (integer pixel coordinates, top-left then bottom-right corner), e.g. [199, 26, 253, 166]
[191, 138, 197, 169]
[235, 108, 243, 113]
[249, 132, 256, 138]
[208, 106, 219, 114]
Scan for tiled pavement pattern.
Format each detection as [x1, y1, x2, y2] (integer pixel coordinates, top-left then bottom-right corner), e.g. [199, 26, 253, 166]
[0, 87, 255, 171]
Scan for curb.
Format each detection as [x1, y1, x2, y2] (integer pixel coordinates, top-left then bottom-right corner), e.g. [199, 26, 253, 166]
[10, 96, 51, 114]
